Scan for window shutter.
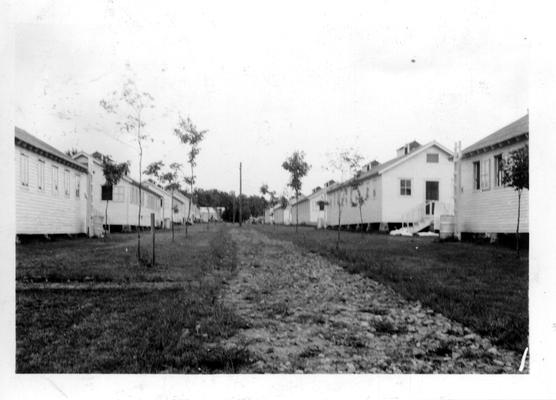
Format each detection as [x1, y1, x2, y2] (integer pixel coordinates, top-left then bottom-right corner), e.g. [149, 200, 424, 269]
[487, 159, 491, 189]
[101, 185, 113, 201]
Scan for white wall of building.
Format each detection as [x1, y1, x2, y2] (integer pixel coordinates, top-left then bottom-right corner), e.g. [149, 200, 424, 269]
[457, 141, 528, 233]
[326, 176, 383, 226]
[74, 154, 162, 230]
[16, 147, 87, 234]
[381, 146, 453, 223]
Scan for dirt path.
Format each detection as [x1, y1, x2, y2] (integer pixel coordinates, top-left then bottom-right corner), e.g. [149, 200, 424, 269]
[220, 227, 523, 373]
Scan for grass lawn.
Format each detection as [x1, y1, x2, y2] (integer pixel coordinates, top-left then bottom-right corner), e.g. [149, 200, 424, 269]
[255, 224, 528, 353]
[16, 224, 253, 373]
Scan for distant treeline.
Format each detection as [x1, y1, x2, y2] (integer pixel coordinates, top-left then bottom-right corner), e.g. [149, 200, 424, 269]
[182, 188, 267, 223]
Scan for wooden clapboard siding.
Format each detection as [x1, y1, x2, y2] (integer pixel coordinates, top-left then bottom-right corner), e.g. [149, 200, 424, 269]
[76, 153, 162, 229]
[324, 143, 452, 226]
[381, 147, 453, 222]
[458, 141, 529, 233]
[307, 188, 328, 224]
[291, 197, 312, 225]
[326, 174, 384, 226]
[174, 192, 191, 223]
[264, 208, 272, 223]
[15, 147, 87, 234]
[274, 208, 283, 224]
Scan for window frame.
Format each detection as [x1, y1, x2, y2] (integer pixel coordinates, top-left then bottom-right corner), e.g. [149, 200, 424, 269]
[113, 185, 125, 203]
[37, 158, 45, 191]
[473, 161, 481, 191]
[52, 165, 59, 194]
[20, 153, 29, 187]
[400, 178, 412, 196]
[64, 169, 71, 197]
[426, 153, 439, 163]
[480, 158, 491, 191]
[75, 174, 81, 198]
[494, 153, 504, 187]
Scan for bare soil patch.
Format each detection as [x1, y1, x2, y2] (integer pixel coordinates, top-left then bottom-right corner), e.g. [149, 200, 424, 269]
[221, 227, 524, 373]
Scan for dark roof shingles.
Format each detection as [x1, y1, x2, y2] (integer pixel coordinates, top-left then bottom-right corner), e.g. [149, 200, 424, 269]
[462, 115, 529, 155]
[15, 127, 87, 171]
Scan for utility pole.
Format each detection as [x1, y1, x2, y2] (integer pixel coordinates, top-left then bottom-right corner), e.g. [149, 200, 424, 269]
[239, 162, 242, 227]
[231, 191, 236, 224]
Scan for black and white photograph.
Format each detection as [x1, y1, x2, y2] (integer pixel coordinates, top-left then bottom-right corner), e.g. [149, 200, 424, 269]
[1, 1, 555, 399]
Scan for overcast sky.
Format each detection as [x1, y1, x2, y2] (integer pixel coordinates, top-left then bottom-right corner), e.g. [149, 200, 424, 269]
[13, 0, 529, 196]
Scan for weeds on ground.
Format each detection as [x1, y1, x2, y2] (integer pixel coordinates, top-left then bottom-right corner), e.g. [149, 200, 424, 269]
[255, 225, 528, 352]
[16, 225, 254, 373]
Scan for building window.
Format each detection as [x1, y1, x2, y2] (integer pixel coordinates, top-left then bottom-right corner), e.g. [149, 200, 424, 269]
[64, 169, 70, 196]
[52, 165, 59, 194]
[481, 159, 491, 191]
[132, 187, 139, 204]
[37, 159, 45, 191]
[473, 161, 480, 190]
[426, 153, 439, 163]
[400, 179, 411, 196]
[102, 185, 113, 201]
[113, 186, 125, 202]
[75, 175, 80, 198]
[20, 153, 29, 187]
[494, 154, 504, 187]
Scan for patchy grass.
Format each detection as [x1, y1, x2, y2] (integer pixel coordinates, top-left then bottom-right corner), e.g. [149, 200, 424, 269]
[16, 225, 221, 283]
[16, 224, 253, 373]
[374, 318, 409, 335]
[255, 225, 528, 352]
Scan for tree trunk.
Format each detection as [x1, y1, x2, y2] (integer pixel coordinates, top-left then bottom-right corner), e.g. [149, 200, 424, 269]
[295, 193, 299, 233]
[104, 200, 109, 239]
[186, 165, 193, 238]
[516, 189, 521, 257]
[137, 129, 142, 263]
[171, 190, 174, 242]
[359, 205, 364, 236]
[337, 201, 341, 249]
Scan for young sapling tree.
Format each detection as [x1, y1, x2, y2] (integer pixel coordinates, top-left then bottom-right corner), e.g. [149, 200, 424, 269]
[327, 149, 363, 248]
[101, 155, 130, 237]
[282, 151, 311, 233]
[174, 116, 207, 237]
[502, 145, 529, 256]
[100, 77, 155, 263]
[161, 163, 183, 242]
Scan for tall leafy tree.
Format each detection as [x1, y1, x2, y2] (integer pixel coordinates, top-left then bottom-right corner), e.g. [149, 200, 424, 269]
[282, 151, 310, 233]
[100, 77, 154, 263]
[101, 155, 130, 237]
[174, 116, 207, 237]
[502, 145, 529, 256]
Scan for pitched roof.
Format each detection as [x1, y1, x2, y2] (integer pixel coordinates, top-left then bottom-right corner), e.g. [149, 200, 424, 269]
[15, 127, 88, 172]
[396, 140, 421, 152]
[462, 115, 529, 157]
[73, 151, 163, 198]
[327, 141, 452, 193]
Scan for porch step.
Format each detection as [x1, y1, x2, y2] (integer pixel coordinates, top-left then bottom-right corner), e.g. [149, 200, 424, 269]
[408, 217, 434, 234]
